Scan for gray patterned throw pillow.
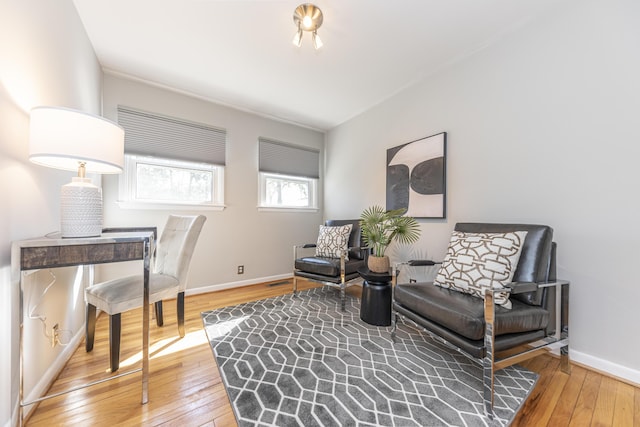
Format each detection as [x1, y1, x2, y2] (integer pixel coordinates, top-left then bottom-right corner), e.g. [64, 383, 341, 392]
[315, 224, 353, 259]
[434, 230, 528, 309]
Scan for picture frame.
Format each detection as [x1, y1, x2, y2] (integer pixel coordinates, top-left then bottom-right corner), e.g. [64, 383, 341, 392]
[386, 132, 447, 219]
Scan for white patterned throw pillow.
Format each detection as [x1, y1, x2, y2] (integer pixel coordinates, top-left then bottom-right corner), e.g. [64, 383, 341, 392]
[315, 224, 353, 259]
[433, 230, 528, 309]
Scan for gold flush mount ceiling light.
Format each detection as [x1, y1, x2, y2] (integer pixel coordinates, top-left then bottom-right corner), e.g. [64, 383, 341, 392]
[292, 3, 323, 49]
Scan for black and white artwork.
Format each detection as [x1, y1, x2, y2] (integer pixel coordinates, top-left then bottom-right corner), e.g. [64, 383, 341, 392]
[386, 132, 446, 218]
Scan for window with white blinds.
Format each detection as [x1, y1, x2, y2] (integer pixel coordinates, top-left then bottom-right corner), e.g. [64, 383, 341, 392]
[117, 106, 226, 165]
[116, 106, 225, 209]
[258, 138, 319, 210]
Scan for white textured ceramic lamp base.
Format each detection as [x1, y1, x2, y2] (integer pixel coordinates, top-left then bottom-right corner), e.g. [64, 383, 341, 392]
[60, 177, 102, 238]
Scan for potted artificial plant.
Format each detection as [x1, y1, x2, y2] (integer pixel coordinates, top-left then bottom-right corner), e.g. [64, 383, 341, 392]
[359, 205, 421, 273]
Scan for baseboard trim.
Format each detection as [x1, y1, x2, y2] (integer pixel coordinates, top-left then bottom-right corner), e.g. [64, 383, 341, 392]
[571, 350, 640, 387]
[185, 274, 293, 296]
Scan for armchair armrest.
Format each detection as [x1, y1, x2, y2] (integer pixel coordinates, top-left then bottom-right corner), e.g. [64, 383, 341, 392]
[505, 282, 538, 294]
[392, 259, 441, 285]
[350, 245, 369, 261]
[293, 243, 316, 249]
[293, 243, 316, 261]
[538, 280, 570, 288]
[484, 278, 570, 356]
[393, 259, 440, 273]
[407, 259, 437, 266]
[499, 279, 571, 294]
[293, 244, 351, 265]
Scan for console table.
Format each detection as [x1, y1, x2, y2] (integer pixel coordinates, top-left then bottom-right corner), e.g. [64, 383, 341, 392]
[11, 229, 155, 425]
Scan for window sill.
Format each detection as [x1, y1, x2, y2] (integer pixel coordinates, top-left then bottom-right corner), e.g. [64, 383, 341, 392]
[117, 200, 226, 211]
[257, 207, 319, 213]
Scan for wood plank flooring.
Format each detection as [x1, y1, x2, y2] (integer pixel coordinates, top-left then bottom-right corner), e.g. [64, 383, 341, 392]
[26, 279, 640, 426]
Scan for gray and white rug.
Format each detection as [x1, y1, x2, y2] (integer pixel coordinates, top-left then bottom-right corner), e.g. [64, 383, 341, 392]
[201, 287, 537, 427]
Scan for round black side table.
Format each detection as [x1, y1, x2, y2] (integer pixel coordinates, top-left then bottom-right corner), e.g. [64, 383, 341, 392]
[358, 267, 393, 326]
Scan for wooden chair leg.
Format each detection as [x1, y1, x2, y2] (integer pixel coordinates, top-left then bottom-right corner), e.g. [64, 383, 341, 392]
[155, 301, 164, 327]
[85, 304, 96, 352]
[177, 292, 185, 338]
[109, 313, 121, 372]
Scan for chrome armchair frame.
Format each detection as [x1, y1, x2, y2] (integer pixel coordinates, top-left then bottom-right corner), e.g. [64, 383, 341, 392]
[391, 260, 570, 418]
[293, 243, 365, 311]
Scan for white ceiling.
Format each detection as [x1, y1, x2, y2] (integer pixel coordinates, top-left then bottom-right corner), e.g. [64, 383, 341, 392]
[72, 0, 559, 131]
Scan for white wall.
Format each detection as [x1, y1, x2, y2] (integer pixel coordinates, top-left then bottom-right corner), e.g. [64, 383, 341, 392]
[101, 74, 325, 291]
[325, 0, 640, 383]
[0, 0, 102, 425]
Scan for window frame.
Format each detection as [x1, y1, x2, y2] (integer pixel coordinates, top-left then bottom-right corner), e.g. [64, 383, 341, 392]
[258, 172, 318, 212]
[117, 154, 225, 210]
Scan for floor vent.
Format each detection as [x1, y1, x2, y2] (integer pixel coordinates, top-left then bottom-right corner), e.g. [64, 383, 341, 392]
[267, 280, 291, 287]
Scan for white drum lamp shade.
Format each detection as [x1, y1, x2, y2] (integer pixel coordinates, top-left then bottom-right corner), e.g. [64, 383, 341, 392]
[29, 106, 124, 238]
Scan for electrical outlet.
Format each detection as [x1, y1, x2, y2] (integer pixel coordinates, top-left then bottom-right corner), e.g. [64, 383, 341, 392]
[51, 324, 59, 348]
[237, 265, 244, 274]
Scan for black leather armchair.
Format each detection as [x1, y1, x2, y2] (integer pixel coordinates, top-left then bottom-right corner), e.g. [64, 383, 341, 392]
[293, 219, 367, 310]
[391, 223, 570, 418]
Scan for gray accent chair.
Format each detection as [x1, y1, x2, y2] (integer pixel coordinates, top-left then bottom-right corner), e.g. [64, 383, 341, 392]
[85, 214, 206, 372]
[293, 219, 367, 310]
[391, 222, 570, 418]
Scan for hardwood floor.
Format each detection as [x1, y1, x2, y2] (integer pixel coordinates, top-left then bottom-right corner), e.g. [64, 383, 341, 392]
[27, 279, 640, 426]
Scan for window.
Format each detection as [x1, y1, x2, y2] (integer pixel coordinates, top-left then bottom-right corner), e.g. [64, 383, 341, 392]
[260, 172, 317, 208]
[258, 138, 320, 210]
[119, 155, 224, 207]
[117, 106, 226, 209]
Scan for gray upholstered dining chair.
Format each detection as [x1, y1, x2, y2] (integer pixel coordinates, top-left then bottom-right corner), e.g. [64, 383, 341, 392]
[85, 214, 206, 372]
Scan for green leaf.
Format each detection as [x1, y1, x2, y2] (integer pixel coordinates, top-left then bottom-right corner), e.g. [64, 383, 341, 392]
[359, 205, 421, 256]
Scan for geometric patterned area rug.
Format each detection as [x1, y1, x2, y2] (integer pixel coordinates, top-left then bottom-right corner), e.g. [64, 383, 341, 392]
[201, 287, 537, 427]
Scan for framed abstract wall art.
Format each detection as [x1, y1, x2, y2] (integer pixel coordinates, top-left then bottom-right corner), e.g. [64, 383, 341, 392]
[386, 132, 446, 218]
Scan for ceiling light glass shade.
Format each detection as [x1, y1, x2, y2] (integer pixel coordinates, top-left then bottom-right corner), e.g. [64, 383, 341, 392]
[312, 31, 323, 50]
[292, 3, 324, 49]
[29, 106, 125, 238]
[292, 28, 303, 47]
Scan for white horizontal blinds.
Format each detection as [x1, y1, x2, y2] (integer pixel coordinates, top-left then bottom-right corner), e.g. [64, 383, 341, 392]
[117, 106, 226, 165]
[259, 138, 320, 179]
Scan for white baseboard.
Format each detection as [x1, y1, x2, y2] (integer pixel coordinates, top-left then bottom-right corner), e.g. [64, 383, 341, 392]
[571, 350, 640, 386]
[185, 273, 293, 296]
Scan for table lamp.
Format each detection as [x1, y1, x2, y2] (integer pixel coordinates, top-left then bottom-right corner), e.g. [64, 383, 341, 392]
[29, 106, 125, 238]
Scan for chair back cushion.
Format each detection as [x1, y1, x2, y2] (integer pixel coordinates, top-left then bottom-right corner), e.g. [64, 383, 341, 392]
[434, 230, 528, 309]
[155, 215, 207, 290]
[315, 224, 353, 258]
[454, 223, 554, 305]
[325, 219, 365, 260]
